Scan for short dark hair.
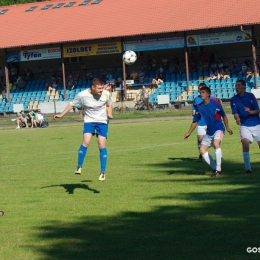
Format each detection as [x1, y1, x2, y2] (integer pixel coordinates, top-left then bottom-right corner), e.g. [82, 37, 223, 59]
[198, 82, 206, 88]
[200, 86, 211, 94]
[92, 78, 104, 87]
[236, 79, 246, 86]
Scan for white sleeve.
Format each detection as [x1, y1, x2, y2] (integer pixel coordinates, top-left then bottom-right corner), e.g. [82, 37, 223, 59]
[70, 93, 82, 107]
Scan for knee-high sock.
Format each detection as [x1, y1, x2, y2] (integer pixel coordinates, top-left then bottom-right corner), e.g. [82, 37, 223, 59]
[202, 152, 216, 170]
[100, 148, 108, 173]
[215, 148, 222, 172]
[242, 152, 251, 171]
[78, 145, 87, 168]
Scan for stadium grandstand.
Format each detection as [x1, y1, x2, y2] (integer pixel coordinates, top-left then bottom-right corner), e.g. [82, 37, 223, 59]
[1, 0, 260, 114]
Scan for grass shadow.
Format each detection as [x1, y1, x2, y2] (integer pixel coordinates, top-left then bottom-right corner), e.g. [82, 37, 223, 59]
[41, 183, 100, 194]
[32, 182, 260, 260]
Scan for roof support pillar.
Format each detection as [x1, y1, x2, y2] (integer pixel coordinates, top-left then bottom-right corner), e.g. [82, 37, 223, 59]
[251, 25, 258, 89]
[184, 31, 190, 92]
[4, 49, 10, 103]
[61, 44, 67, 98]
[121, 39, 126, 113]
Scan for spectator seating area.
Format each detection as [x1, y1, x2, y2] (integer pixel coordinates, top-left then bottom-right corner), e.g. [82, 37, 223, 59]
[0, 71, 258, 113]
[148, 72, 257, 106]
[0, 79, 91, 113]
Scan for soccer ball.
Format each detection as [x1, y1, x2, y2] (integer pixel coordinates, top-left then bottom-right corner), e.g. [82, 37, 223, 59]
[123, 50, 137, 65]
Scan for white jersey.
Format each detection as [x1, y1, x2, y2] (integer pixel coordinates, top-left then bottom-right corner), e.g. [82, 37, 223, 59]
[71, 89, 111, 124]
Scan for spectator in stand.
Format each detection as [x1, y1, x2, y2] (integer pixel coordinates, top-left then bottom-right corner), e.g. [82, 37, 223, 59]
[80, 62, 86, 71]
[49, 65, 55, 78]
[172, 55, 179, 65]
[109, 77, 116, 92]
[146, 55, 152, 65]
[189, 62, 197, 73]
[152, 74, 164, 87]
[119, 81, 125, 101]
[234, 63, 241, 75]
[158, 64, 164, 74]
[190, 54, 197, 65]
[217, 59, 224, 70]
[138, 69, 145, 83]
[15, 74, 25, 90]
[38, 66, 44, 79]
[162, 56, 168, 69]
[211, 61, 218, 71]
[26, 68, 34, 81]
[207, 70, 218, 80]
[241, 63, 248, 74]
[130, 70, 138, 80]
[48, 79, 58, 92]
[86, 70, 92, 80]
[201, 52, 209, 63]
[201, 62, 208, 73]
[10, 65, 17, 84]
[228, 60, 235, 71]
[168, 63, 176, 74]
[246, 68, 253, 80]
[219, 68, 230, 79]
[67, 78, 76, 90]
[178, 63, 185, 74]
[152, 57, 157, 71]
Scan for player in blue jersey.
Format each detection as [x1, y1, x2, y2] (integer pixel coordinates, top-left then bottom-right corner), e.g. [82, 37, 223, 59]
[192, 83, 208, 161]
[184, 86, 233, 177]
[230, 79, 260, 175]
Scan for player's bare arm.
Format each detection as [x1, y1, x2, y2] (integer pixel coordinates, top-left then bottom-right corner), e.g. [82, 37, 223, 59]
[184, 121, 197, 139]
[222, 116, 233, 135]
[244, 107, 260, 115]
[107, 104, 113, 119]
[53, 103, 74, 119]
[233, 113, 240, 125]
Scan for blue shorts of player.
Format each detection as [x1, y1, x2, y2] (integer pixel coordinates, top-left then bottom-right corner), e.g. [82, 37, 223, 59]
[83, 123, 108, 138]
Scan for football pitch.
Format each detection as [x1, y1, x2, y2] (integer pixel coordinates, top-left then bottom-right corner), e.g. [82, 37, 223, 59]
[0, 116, 260, 260]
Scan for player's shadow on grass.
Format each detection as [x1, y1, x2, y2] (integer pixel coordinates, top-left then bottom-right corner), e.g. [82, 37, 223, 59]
[142, 156, 248, 177]
[41, 183, 100, 194]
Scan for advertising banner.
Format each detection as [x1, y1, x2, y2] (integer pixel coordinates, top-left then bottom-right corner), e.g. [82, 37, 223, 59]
[187, 30, 251, 47]
[7, 47, 61, 62]
[63, 42, 122, 57]
[124, 37, 184, 52]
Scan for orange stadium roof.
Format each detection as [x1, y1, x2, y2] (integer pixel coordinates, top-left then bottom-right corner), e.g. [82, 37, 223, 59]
[0, 0, 260, 49]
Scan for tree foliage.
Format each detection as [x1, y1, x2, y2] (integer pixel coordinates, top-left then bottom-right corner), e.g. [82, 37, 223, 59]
[0, 0, 45, 6]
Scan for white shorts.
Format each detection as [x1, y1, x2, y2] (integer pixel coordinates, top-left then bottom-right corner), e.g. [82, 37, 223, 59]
[197, 125, 207, 136]
[240, 125, 260, 143]
[201, 130, 224, 147]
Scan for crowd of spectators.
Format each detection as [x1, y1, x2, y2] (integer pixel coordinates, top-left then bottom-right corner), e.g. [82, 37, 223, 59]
[1, 51, 260, 95]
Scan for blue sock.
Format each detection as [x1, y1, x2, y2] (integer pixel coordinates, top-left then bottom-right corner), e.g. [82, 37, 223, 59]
[242, 152, 251, 171]
[78, 145, 87, 168]
[100, 148, 108, 173]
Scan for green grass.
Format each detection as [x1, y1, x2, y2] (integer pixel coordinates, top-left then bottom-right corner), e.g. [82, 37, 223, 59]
[0, 116, 260, 260]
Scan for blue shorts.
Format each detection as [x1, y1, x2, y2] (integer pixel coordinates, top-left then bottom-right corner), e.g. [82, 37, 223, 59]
[83, 123, 108, 138]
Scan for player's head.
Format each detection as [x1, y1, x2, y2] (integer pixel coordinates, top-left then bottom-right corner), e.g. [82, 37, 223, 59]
[198, 82, 206, 92]
[91, 78, 104, 96]
[199, 86, 211, 100]
[235, 79, 246, 95]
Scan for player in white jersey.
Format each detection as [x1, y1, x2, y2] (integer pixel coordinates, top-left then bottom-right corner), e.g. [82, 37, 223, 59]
[54, 78, 113, 181]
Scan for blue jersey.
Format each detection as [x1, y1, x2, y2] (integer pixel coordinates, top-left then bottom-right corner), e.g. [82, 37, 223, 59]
[230, 92, 260, 127]
[192, 95, 216, 127]
[193, 99, 226, 136]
